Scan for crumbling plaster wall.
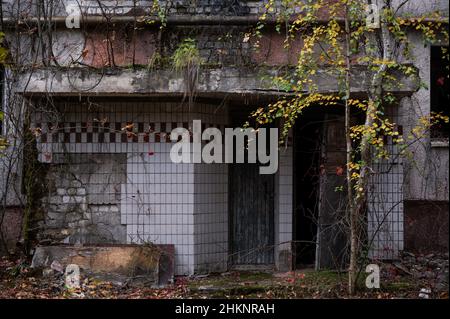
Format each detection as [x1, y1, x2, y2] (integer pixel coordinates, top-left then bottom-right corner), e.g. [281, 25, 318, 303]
[3, 1, 306, 68]
[40, 154, 127, 245]
[393, 0, 449, 17]
[401, 31, 449, 202]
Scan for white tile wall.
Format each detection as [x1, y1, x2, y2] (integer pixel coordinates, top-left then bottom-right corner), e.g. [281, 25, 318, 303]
[192, 107, 229, 273]
[31, 101, 230, 275]
[193, 162, 229, 273]
[277, 146, 293, 254]
[368, 140, 404, 260]
[121, 149, 197, 275]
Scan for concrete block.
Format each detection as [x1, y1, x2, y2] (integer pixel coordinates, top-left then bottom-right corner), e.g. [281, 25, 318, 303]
[70, 180, 82, 188]
[98, 205, 110, 212]
[31, 245, 175, 286]
[74, 196, 86, 203]
[62, 196, 71, 203]
[48, 196, 62, 204]
[109, 205, 119, 213]
[67, 188, 77, 196]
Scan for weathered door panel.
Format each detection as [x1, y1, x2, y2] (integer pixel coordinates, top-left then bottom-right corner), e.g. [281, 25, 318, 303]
[316, 117, 349, 270]
[230, 163, 275, 265]
[316, 175, 348, 270]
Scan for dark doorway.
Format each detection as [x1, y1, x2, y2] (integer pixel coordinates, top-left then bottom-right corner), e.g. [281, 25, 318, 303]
[293, 113, 324, 267]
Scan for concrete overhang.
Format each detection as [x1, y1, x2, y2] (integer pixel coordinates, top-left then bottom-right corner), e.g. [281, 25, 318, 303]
[17, 66, 420, 99]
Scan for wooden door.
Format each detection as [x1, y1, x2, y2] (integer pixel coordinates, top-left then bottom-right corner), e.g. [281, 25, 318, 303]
[230, 163, 275, 265]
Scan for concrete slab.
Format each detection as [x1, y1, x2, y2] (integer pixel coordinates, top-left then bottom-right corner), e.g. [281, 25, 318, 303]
[31, 244, 174, 287]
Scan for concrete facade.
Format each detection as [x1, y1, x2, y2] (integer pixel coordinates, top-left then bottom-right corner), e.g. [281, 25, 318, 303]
[1, 0, 448, 270]
[27, 100, 291, 274]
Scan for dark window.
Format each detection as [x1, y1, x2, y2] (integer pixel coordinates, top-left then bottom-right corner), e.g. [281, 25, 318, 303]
[430, 46, 449, 139]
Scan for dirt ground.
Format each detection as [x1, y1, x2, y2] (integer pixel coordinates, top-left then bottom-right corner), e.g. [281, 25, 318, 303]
[0, 256, 448, 299]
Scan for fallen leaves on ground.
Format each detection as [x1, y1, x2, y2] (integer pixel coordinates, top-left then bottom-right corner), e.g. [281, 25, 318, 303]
[0, 256, 448, 299]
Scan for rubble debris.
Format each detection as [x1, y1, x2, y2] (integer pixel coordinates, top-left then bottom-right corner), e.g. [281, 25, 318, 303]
[383, 251, 449, 294]
[65, 264, 81, 289]
[419, 288, 432, 299]
[50, 261, 64, 273]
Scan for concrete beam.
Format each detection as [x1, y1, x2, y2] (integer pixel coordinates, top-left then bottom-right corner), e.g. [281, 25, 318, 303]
[17, 66, 419, 98]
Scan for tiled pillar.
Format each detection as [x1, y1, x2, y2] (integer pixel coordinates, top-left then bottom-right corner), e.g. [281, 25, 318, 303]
[193, 108, 230, 274]
[367, 109, 404, 260]
[122, 146, 197, 276]
[193, 163, 228, 273]
[367, 155, 404, 260]
[275, 144, 294, 271]
[367, 107, 404, 259]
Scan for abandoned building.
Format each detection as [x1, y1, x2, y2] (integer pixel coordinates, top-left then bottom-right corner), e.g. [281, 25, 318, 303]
[0, 0, 448, 277]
